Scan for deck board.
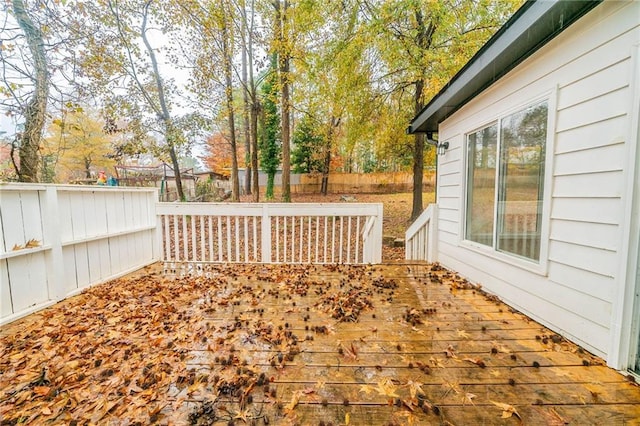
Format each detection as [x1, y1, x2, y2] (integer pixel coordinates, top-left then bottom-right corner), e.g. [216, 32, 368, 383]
[1, 262, 638, 425]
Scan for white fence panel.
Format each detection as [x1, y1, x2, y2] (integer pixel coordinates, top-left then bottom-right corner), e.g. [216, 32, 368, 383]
[0, 183, 159, 325]
[157, 202, 383, 265]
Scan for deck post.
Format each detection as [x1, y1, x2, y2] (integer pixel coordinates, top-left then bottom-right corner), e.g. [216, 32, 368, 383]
[261, 204, 272, 263]
[427, 204, 438, 263]
[372, 203, 383, 263]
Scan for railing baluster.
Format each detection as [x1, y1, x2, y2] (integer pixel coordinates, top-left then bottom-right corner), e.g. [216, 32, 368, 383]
[314, 216, 319, 263]
[339, 216, 344, 264]
[331, 216, 336, 263]
[252, 216, 258, 262]
[234, 216, 240, 262]
[299, 217, 304, 263]
[243, 216, 249, 262]
[199, 216, 205, 262]
[307, 216, 311, 263]
[276, 216, 280, 262]
[347, 216, 352, 263]
[294, 217, 298, 262]
[355, 216, 360, 264]
[284, 216, 288, 263]
[217, 216, 223, 262]
[226, 216, 232, 262]
[422, 228, 428, 260]
[190, 215, 196, 261]
[182, 214, 188, 261]
[208, 216, 214, 262]
[323, 217, 328, 263]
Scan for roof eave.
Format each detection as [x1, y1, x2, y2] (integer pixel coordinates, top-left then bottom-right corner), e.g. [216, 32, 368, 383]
[408, 0, 602, 134]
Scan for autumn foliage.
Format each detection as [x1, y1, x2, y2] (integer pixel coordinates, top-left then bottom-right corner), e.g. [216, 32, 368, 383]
[202, 132, 246, 178]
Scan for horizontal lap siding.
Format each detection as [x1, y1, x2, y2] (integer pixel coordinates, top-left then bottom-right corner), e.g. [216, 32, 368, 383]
[438, 247, 611, 357]
[435, 135, 464, 242]
[435, 1, 639, 360]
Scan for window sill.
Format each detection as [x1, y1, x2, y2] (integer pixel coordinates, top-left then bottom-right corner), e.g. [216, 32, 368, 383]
[459, 239, 549, 277]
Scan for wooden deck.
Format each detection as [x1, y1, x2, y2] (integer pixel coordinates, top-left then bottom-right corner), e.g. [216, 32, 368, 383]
[1, 262, 639, 424]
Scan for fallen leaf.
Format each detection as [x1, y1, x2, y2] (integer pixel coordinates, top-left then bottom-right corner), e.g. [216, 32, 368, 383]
[234, 409, 250, 422]
[462, 392, 476, 405]
[548, 407, 566, 424]
[445, 344, 457, 358]
[340, 342, 358, 360]
[25, 238, 41, 248]
[456, 329, 470, 339]
[463, 357, 486, 368]
[429, 356, 445, 368]
[33, 386, 51, 396]
[376, 378, 400, 398]
[491, 400, 521, 419]
[285, 390, 302, 411]
[359, 384, 376, 395]
[406, 380, 425, 399]
[302, 386, 316, 395]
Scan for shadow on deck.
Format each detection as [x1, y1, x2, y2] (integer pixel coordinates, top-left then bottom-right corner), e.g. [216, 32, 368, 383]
[1, 263, 639, 424]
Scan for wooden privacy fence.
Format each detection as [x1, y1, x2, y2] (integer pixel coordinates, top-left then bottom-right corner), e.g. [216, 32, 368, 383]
[0, 184, 158, 325]
[156, 202, 383, 265]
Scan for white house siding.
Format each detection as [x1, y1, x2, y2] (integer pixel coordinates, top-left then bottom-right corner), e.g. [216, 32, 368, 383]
[434, 1, 639, 365]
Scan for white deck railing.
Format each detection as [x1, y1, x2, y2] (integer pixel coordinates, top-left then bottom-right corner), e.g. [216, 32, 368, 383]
[0, 183, 158, 326]
[0, 187, 382, 325]
[405, 203, 438, 262]
[156, 202, 383, 265]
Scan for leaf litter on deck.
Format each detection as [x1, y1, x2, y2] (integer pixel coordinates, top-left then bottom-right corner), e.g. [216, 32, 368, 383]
[1, 262, 638, 425]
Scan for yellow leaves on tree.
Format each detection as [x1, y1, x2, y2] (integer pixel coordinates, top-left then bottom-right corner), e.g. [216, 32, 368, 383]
[43, 108, 117, 182]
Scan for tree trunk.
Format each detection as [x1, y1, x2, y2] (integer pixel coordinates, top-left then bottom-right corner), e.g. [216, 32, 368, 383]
[410, 7, 436, 220]
[13, 0, 49, 183]
[241, 2, 251, 196]
[221, 8, 240, 201]
[251, 101, 260, 202]
[84, 158, 92, 178]
[265, 173, 275, 200]
[411, 79, 425, 221]
[321, 116, 338, 196]
[320, 150, 330, 195]
[248, 0, 260, 202]
[140, 2, 184, 200]
[277, 0, 291, 202]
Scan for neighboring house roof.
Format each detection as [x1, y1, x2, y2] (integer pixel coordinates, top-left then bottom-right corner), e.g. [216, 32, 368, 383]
[407, 0, 602, 135]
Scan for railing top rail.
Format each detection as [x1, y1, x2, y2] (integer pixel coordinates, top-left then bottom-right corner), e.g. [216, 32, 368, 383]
[0, 182, 158, 194]
[156, 202, 383, 217]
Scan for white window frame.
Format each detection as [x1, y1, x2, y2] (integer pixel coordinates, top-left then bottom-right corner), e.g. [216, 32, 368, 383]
[460, 90, 557, 276]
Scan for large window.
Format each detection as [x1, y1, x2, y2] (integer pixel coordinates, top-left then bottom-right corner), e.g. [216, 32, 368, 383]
[465, 100, 548, 261]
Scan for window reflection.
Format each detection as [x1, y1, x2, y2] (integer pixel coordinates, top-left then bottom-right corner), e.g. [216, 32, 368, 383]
[464, 100, 548, 262]
[465, 124, 497, 247]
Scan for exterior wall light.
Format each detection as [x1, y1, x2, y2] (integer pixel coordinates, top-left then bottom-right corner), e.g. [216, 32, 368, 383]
[437, 141, 449, 155]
